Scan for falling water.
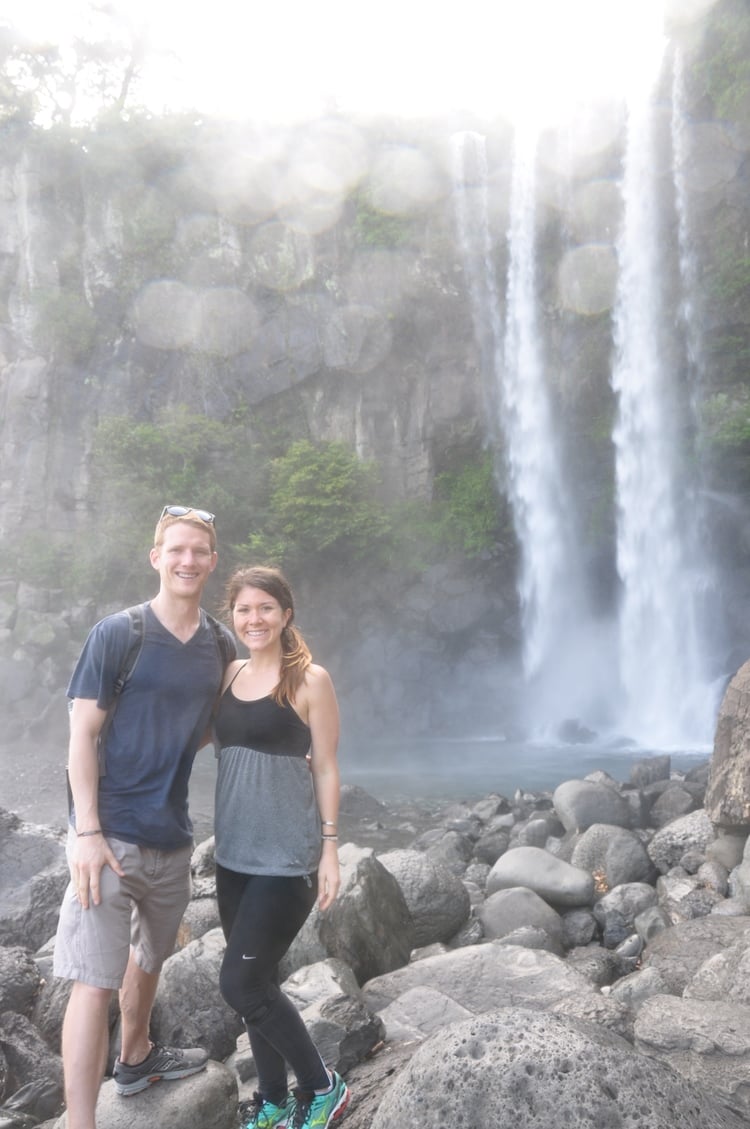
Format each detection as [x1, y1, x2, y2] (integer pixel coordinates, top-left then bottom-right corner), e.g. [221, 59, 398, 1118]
[453, 127, 609, 733]
[611, 43, 718, 746]
[450, 132, 504, 435]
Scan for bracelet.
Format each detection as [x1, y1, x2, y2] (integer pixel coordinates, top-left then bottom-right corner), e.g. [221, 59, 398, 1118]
[77, 829, 103, 838]
[321, 820, 336, 827]
[321, 834, 339, 841]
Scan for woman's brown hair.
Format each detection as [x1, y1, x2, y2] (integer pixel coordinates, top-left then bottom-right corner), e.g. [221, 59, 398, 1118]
[224, 566, 311, 706]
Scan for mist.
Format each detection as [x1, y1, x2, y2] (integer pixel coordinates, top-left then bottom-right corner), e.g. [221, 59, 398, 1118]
[1, 0, 749, 820]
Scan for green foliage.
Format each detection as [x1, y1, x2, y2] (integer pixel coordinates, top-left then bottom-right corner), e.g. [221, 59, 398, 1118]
[352, 190, 412, 248]
[694, 0, 750, 121]
[701, 392, 750, 486]
[238, 440, 391, 568]
[433, 454, 506, 557]
[88, 408, 260, 598]
[32, 288, 97, 362]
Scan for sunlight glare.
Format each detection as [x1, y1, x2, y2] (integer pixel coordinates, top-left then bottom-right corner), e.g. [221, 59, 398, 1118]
[2, 0, 689, 128]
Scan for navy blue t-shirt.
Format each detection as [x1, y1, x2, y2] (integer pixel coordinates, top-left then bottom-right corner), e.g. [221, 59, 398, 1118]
[67, 603, 235, 849]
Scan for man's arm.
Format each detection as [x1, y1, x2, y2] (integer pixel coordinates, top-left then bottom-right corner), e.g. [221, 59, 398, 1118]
[67, 698, 125, 907]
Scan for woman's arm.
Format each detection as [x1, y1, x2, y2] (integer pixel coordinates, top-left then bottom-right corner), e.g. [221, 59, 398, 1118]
[304, 665, 341, 911]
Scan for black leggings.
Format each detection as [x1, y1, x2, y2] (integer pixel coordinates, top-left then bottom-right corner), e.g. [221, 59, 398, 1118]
[216, 863, 329, 1103]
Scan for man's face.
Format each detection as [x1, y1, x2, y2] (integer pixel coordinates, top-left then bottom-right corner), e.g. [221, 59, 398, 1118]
[150, 520, 217, 598]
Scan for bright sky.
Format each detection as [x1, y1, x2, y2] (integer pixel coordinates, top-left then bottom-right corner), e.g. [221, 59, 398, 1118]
[6, 0, 718, 127]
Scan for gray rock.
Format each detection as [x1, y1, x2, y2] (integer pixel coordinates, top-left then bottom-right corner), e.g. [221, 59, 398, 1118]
[284, 845, 414, 986]
[570, 823, 656, 888]
[0, 812, 68, 951]
[552, 779, 631, 833]
[706, 660, 750, 830]
[647, 809, 716, 874]
[634, 994, 750, 1120]
[641, 916, 750, 995]
[150, 928, 243, 1062]
[650, 785, 698, 828]
[377, 849, 470, 946]
[0, 1012, 63, 1117]
[57, 1060, 237, 1129]
[593, 882, 657, 949]
[477, 886, 562, 945]
[559, 908, 598, 949]
[0, 949, 42, 1017]
[487, 846, 594, 907]
[360, 940, 598, 1016]
[608, 965, 669, 1008]
[370, 1008, 745, 1129]
[377, 986, 473, 1044]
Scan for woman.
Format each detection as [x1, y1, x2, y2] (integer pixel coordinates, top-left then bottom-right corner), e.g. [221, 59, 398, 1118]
[213, 566, 350, 1129]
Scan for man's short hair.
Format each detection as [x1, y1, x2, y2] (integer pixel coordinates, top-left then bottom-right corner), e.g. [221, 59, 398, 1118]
[154, 509, 217, 552]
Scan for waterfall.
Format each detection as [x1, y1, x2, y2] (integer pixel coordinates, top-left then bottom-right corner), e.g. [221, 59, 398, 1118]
[501, 126, 580, 683]
[453, 127, 610, 735]
[610, 45, 718, 746]
[450, 132, 504, 437]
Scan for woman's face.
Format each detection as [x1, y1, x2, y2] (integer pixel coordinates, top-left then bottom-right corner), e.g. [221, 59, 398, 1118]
[232, 585, 291, 654]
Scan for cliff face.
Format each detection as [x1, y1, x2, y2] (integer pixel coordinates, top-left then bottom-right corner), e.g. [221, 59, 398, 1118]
[2, 1, 750, 752]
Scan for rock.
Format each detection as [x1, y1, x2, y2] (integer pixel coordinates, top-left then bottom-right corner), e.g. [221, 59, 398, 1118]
[634, 995, 750, 1120]
[478, 886, 563, 946]
[570, 823, 656, 888]
[0, 949, 42, 1017]
[706, 660, 750, 830]
[486, 846, 594, 907]
[377, 986, 473, 1044]
[0, 812, 68, 951]
[360, 941, 599, 1016]
[376, 849, 470, 946]
[552, 779, 631, 833]
[0, 1012, 63, 1117]
[646, 809, 716, 874]
[149, 929, 243, 1062]
[640, 916, 750, 995]
[57, 1060, 237, 1129]
[593, 883, 658, 949]
[369, 1008, 746, 1129]
[283, 845, 414, 985]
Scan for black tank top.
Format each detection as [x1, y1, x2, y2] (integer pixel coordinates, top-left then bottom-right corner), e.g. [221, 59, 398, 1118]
[214, 685, 311, 758]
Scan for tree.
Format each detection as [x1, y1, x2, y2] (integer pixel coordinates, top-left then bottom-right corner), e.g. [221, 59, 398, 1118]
[238, 440, 392, 569]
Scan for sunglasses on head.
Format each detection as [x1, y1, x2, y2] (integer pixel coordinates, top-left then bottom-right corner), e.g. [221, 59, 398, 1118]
[160, 505, 216, 524]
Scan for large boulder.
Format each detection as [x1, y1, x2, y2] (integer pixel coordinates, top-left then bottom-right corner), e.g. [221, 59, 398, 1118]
[369, 1008, 746, 1129]
[56, 1060, 237, 1129]
[487, 846, 594, 907]
[149, 929, 243, 1062]
[282, 845, 414, 985]
[377, 848, 470, 946]
[706, 661, 750, 830]
[634, 995, 750, 1120]
[552, 780, 631, 833]
[0, 811, 68, 950]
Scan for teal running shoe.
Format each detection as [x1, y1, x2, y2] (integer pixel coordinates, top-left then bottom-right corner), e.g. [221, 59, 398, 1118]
[240, 1091, 294, 1129]
[291, 1072, 350, 1129]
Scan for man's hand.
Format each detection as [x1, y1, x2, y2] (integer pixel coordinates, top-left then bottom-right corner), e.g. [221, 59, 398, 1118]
[70, 834, 124, 908]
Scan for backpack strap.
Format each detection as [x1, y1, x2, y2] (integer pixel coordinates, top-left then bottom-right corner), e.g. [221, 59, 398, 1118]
[202, 609, 234, 667]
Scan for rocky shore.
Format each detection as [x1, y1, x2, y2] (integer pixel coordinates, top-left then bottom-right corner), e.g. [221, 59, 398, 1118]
[5, 663, 750, 1128]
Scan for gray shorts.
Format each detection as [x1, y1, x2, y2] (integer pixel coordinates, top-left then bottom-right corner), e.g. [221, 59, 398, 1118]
[53, 831, 193, 990]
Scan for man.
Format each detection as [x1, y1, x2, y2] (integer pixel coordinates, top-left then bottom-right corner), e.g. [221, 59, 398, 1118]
[54, 506, 236, 1129]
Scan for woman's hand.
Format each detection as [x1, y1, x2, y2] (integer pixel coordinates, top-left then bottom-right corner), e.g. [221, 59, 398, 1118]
[317, 841, 340, 911]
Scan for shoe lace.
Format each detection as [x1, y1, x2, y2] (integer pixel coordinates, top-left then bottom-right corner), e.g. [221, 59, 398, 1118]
[290, 1090, 313, 1129]
[239, 1092, 270, 1128]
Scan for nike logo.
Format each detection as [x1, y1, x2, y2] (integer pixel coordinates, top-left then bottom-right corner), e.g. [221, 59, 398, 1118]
[242, 954, 256, 960]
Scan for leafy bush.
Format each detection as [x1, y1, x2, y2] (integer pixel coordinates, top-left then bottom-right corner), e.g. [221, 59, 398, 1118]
[238, 439, 391, 567]
[32, 288, 97, 362]
[433, 453, 506, 557]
